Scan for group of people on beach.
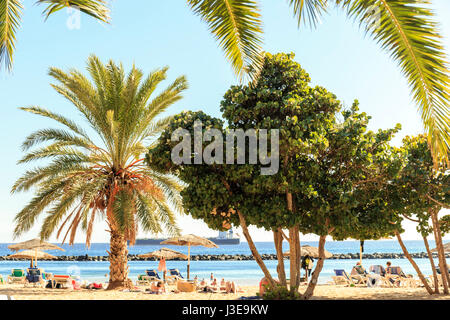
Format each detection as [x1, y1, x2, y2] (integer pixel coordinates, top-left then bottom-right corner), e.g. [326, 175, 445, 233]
[146, 273, 242, 295]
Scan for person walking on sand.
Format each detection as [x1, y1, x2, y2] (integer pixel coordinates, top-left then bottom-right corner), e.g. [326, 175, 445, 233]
[302, 255, 314, 281]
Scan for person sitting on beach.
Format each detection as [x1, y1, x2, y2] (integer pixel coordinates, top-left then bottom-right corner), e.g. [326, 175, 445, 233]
[350, 262, 368, 284]
[351, 262, 368, 275]
[150, 281, 165, 294]
[385, 261, 400, 286]
[201, 278, 219, 293]
[220, 278, 227, 291]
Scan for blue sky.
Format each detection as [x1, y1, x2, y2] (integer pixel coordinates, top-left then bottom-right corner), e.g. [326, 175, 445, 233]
[0, 1, 449, 243]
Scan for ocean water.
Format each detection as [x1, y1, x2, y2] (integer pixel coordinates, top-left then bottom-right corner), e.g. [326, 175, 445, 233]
[0, 240, 445, 285]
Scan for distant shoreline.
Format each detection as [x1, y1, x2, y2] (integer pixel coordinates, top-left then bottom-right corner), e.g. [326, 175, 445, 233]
[1, 252, 448, 262]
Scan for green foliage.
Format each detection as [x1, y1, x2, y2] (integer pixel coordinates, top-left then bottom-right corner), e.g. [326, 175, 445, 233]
[260, 284, 301, 300]
[394, 135, 449, 237]
[12, 56, 186, 246]
[440, 215, 450, 236]
[148, 52, 402, 243]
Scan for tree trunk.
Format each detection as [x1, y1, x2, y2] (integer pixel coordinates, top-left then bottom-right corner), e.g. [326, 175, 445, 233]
[395, 231, 434, 295]
[423, 235, 440, 294]
[273, 229, 287, 286]
[301, 235, 326, 300]
[294, 227, 302, 288]
[288, 226, 302, 292]
[430, 209, 450, 293]
[107, 229, 133, 290]
[237, 210, 275, 286]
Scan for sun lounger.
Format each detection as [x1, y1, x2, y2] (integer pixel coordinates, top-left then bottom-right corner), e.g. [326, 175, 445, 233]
[386, 266, 416, 287]
[350, 265, 369, 284]
[369, 265, 394, 288]
[49, 275, 74, 289]
[332, 269, 358, 286]
[166, 268, 184, 284]
[7, 269, 26, 284]
[25, 268, 46, 287]
[436, 267, 450, 275]
[136, 270, 162, 286]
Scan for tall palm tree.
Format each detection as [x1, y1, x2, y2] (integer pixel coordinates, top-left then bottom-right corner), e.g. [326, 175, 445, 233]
[11, 55, 187, 290]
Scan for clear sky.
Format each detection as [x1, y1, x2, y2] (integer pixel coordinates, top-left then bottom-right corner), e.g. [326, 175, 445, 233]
[0, 1, 448, 243]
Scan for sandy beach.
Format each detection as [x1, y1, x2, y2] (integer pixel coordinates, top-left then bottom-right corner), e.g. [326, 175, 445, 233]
[1, 283, 449, 300]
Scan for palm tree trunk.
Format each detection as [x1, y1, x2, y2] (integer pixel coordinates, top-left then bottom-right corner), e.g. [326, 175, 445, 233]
[430, 209, 450, 293]
[395, 231, 434, 295]
[107, 229, 133, 290]
[301, 235, 326, 300]
[237, 209, 275, 286]
[423, 235, 439, 294]
[273, 229, 287, 286]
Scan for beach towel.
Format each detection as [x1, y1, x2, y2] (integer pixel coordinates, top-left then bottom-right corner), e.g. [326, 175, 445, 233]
[367, 274, 382, 288]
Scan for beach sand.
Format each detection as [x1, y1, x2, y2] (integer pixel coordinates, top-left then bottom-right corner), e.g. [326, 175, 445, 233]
[1, 283, 449, 300]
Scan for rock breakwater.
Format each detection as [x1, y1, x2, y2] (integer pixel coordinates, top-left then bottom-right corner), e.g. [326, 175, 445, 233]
[0, 252, 448, 262]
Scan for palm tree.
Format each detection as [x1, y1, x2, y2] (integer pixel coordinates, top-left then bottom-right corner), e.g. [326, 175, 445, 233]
[11, 55, 187, 290]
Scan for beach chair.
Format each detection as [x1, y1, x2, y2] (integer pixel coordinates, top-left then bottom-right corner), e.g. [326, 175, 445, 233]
[332, 269, 357, 286]
[7, 269, 26, 284]
[369, 265, 394, 288]
[25, 268, 46, 287]
[136, 270, 161, 286]
[166, 268, 184, 284]
[436, 267, 450, 275]
[350, 265, 369, 285]
[386, 266, 416, 288]
[49, 275, 74, 289]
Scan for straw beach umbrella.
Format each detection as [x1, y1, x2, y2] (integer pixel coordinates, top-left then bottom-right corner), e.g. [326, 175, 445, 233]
[6, 249, 57, 267]
[431, 242, 450, 252]
[160, 234, 219, 280]
[138, 247, 188, 260]
[8, 238, 64, 267]
[139, 248, 188, 281]
[283, 245, 333, 259]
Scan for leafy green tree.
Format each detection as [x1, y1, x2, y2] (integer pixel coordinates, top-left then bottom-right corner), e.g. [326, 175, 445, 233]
[393, 135, 450, 293]
[12, 55, 187, 290]
[148, 52, 403, 299]
[352, 134, 449, 295]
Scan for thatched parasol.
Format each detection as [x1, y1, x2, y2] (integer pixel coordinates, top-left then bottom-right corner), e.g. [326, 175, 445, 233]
[8, 238, 64, 267]
[138, 247, 188, 260]
[431, 242, 450, 252]
[160, 234, 219, 279]
[283, 245, 333, 259]
[6, 249, 57, 267]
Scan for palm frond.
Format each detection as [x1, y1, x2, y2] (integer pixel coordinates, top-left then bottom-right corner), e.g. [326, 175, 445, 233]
[187, 0, 264, 80]
[337, 0, 450, 165]
[36, 0, 110, 23]
[0, 0, 22, 71]
[287, 0, 328, 28]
